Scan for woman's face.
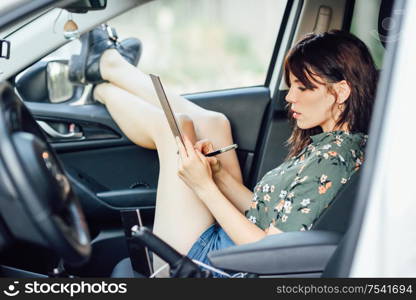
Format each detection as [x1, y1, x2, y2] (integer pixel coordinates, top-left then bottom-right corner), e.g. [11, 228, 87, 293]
[285, 72, 341, 132]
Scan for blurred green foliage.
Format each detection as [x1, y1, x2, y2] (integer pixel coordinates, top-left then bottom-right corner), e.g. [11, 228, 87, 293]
[109, 0, 285, 94]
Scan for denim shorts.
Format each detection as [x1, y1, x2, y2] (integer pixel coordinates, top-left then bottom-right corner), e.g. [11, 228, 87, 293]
[187, 223, 236, 278]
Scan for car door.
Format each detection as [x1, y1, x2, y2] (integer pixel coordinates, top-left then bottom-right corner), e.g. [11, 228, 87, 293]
[13, 0, 294, 242]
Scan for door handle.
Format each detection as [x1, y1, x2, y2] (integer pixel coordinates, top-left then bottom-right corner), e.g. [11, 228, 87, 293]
[37, 120, 84, 140]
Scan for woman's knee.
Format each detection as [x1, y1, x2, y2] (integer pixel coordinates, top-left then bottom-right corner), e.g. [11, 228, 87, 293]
[199, 112, 232, 138]
[177, 113, 197, 143]
[214, 112, 231, 131]
[175, 112, 232, 144]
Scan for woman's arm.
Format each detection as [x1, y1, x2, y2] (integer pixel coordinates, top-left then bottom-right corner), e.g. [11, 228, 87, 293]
[213, 168, 253, 213]
[176, 136, 275, 245]
[202, 175, 283, 242]
[195, 181, 266, 245]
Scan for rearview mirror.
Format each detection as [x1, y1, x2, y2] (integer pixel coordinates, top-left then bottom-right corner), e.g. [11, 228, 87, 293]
[64, 0, 107, 13]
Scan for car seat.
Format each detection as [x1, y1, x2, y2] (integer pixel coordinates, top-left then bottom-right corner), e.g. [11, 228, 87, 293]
[110, 171, 362, 277]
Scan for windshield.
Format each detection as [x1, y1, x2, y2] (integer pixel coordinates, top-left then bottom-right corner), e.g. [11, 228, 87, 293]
[0, 0, 33, 15]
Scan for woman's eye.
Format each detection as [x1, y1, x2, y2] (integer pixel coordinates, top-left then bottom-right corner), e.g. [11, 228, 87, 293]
[298, 87, 307, 91]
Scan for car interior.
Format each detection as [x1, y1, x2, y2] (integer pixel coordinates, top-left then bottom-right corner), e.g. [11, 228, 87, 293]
[0, 0, 398, 278]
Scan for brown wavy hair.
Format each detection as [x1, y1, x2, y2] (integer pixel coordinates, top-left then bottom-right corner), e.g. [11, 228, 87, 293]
[284, 30, 378, 159]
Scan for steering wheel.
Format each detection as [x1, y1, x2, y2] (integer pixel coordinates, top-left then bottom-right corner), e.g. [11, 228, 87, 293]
[0, 82, 91, 266]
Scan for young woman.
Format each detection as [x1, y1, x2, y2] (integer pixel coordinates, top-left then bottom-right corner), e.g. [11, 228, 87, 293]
[69, 27, 377, 277]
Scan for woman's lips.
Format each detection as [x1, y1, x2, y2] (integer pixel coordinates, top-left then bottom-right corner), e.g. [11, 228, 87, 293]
[292, 111, 301, 119]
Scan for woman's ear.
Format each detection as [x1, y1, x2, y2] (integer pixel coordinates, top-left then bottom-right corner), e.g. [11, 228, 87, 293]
[334, 80, 351, 104]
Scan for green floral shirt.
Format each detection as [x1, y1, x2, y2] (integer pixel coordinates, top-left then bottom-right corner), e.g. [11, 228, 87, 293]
[245, 130, 367, 232]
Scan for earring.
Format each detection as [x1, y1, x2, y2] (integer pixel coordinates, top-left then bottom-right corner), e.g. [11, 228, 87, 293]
[338, 103, 344, 110]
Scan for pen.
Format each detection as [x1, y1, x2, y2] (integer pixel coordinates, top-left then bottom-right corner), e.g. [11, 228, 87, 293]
[205, 144, 238, 157]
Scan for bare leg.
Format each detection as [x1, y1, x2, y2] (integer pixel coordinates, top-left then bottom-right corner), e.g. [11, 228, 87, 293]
[94, 84, 241, 276]
[101, 49, 205, 116]
[100, 49, 243, 183]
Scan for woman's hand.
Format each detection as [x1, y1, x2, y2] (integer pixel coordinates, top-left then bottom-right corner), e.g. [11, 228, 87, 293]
[193, 139, 222, 176]
[176, 136, 216, 193]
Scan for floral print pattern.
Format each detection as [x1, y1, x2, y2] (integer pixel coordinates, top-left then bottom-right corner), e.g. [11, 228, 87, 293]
[245, 130, 367, 232]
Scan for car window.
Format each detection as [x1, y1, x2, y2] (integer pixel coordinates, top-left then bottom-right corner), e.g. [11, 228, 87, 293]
[108, 0, 288, 94]
[350, 0, 385, 69]
[43, 39, 81, 61]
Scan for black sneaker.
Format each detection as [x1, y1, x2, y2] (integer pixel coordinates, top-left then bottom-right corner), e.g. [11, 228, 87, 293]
[69, 25, 142, 85]
[117, 37, 142, 67]
[69, 24, 117, 85]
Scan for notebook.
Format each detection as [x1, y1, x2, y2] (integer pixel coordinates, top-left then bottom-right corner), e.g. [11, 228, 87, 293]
[150, 74, 185, 145]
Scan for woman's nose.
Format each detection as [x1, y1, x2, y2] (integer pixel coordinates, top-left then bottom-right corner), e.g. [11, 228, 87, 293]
[285, 88, 295, 103]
